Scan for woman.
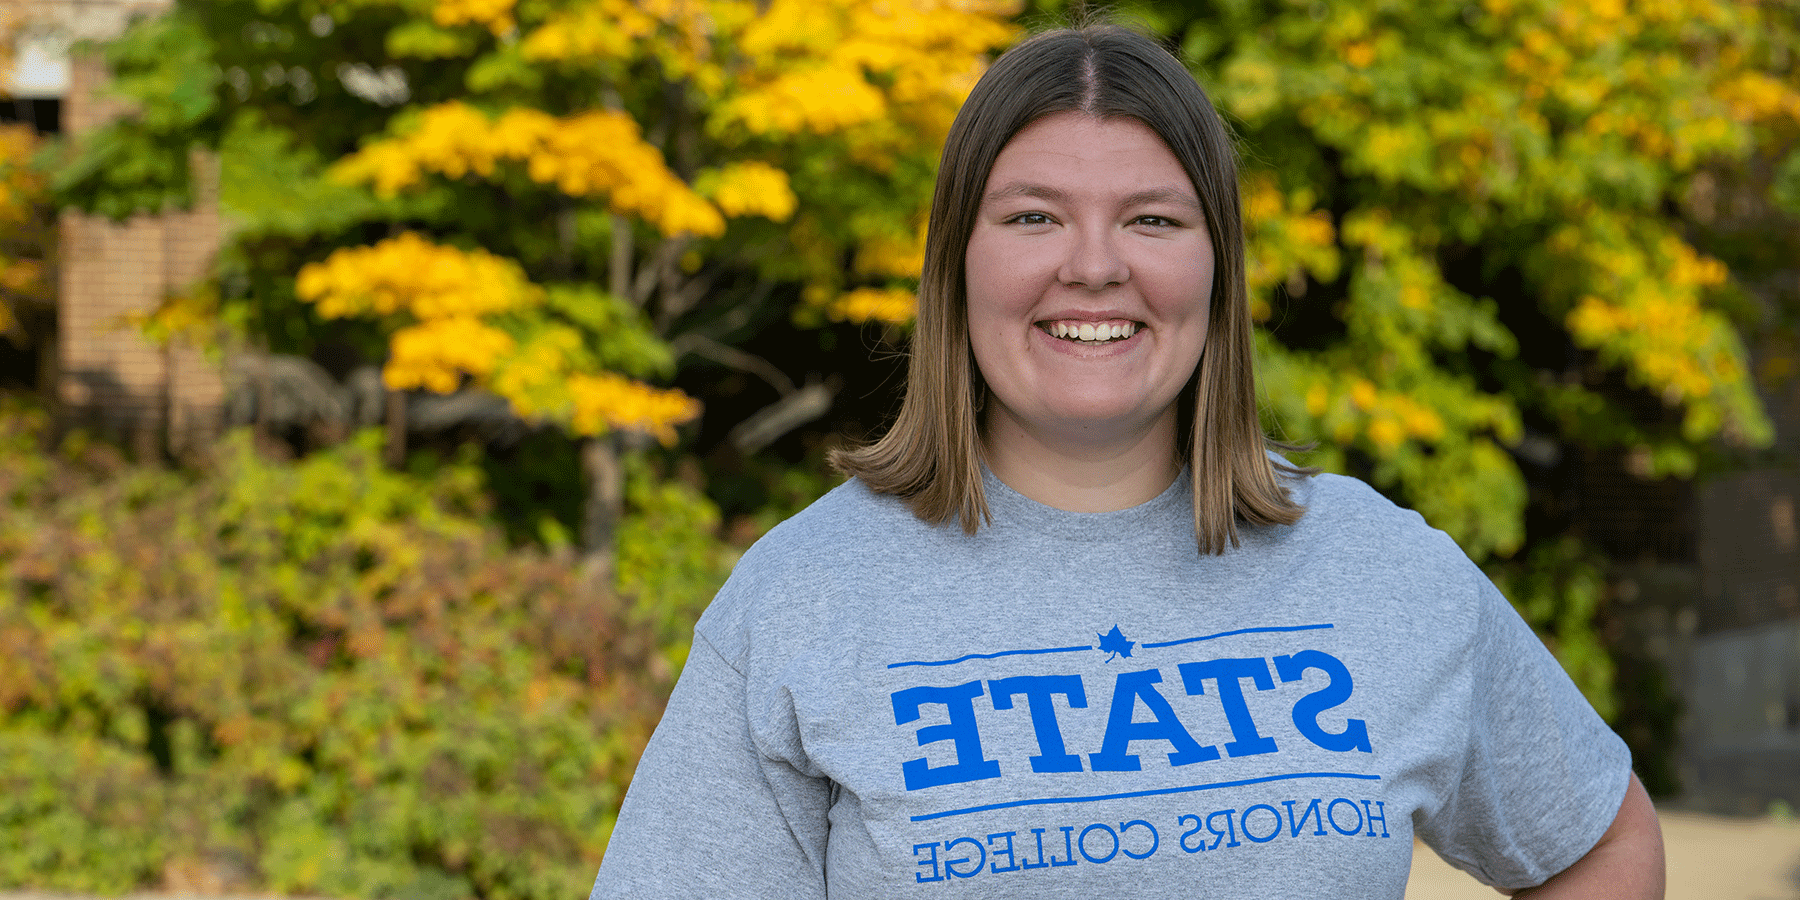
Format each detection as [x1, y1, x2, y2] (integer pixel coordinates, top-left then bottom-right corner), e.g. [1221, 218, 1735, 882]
[590, 24, 1663, 899]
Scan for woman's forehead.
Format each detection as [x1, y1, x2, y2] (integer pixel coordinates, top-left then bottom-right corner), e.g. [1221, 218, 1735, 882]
[982, 113, 1197, 200]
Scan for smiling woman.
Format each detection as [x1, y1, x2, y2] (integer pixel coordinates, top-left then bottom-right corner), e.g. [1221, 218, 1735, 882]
[834, 25, 1305, 553]
[965, 113, 1214, 512]
[589, 23, 1663, 900]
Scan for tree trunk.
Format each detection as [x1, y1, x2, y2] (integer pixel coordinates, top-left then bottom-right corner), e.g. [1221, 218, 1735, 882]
[383, 388, 406, 468]
[579, 434, 626, 588]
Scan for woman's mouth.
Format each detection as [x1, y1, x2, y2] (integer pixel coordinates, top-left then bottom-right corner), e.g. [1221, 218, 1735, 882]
[1041, 320, 1140, 344]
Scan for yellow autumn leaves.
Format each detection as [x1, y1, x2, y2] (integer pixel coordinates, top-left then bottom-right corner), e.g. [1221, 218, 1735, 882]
[296, 234, 698, 443]
[721, 0, 1016, 144]
[1561, 227, 1740, 433]
[1241, 175, 1338, 323]
[1305, 378, 1450, 452]
[521, 0, 742, 85]
[432, 0, 520, 36]
[331, 103, 792, 239]
[295, 0, 1023, 443]
[296, 233, 532, 393]
[1497, 0, 1800, 173]
[564, 373, 700, 443]
[702, 161, 797, 223]
[1233, 0, 1786, 482]
[825, 287, 918, 325]
[298, 233, 537, 321]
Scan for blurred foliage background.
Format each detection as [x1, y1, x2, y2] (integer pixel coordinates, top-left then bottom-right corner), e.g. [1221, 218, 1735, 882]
[3, 0, 1799, 895]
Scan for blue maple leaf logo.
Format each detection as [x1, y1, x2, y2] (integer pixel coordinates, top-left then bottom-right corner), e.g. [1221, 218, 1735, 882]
[1097, 625, 1135, 663]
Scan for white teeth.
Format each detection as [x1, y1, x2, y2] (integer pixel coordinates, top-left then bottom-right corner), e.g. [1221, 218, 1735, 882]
[1045, 321, 1138, 343]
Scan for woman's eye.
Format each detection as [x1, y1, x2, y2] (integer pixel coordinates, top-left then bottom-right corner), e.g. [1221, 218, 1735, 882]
[1134, 215, 1180, 228]
[1006, 212, 1053, 226]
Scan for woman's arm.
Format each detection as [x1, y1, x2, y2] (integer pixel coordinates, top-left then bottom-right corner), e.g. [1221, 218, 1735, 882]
[1510, 772, 1665, 899]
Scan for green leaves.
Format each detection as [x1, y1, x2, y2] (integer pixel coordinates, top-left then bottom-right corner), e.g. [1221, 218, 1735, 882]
[0, 404, 731, 899]
[386, 18, 481, 59]
[1163, 0, 1785, 559]
[538, 284, 675, 379]
[1772, 148, 1800, 218]
[1166, 0, 1794, 778]
[51, 10, 223, 218]
[0, 730, 167, 894]
[218, 111, 389, 239]
[105, 12, 223, 132]
[615, 454, 734, 652]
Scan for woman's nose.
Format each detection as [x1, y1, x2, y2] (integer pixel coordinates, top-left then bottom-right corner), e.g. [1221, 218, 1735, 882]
[1057, 225, 1128, 289]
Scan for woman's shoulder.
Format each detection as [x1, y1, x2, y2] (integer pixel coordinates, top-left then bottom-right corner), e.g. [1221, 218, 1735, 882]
[694, 478, 927, 654]
[741, 476, 923, 562]
[1277, 469, 1482, 580]
[1287, 470, 1432, 534]
[1269, 471, 1496, 651]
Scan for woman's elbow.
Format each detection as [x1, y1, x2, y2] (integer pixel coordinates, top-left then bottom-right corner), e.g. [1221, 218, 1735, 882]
[1511, 771, 1665, 899]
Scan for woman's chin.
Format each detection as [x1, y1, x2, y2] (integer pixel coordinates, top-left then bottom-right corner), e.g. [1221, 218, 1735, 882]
[990, 399, 1176, 448]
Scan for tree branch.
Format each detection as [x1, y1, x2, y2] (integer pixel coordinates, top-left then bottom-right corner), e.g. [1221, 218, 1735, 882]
[631, 236, 683, 308]
[670, 333, 796, 396]
[727, 375, 841, 456]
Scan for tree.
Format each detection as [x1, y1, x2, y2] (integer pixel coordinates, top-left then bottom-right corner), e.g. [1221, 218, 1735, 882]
[1102, 0, 1797, 728]
[54, 0, 1019, 556]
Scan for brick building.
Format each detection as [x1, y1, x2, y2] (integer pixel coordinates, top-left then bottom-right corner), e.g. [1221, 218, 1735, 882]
[7, 0, 224, 457]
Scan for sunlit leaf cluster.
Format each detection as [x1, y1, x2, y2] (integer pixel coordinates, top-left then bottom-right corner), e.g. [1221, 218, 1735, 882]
[333, 103, 728, 237]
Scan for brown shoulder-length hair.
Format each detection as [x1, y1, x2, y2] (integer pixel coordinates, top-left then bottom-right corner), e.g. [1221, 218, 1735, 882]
[832, 23, 1312, 554]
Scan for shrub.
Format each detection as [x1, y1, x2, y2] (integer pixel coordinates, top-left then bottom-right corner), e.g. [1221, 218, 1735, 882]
[0, 398, 731, 898]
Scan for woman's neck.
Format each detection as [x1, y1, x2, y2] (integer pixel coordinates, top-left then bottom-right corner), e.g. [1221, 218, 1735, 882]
[980, 407, 1182, 512]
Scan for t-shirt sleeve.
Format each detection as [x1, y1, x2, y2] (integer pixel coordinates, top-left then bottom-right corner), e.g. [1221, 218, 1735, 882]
[589, 629, 830, 900]
[1415, 568, 1632, 891]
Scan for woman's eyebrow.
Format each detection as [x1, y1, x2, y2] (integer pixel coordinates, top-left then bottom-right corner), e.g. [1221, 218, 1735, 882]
[982, 181, 1070, 205]
[1120, 187, 1203, 210]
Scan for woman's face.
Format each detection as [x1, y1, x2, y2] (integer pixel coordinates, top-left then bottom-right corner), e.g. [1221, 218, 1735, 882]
[965, 112, 1213, 454]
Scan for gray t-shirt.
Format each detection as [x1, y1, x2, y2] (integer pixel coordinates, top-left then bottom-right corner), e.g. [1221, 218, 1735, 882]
[591, 469, 1630, 898]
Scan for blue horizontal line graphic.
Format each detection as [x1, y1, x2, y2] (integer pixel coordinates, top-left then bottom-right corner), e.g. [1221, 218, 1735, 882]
[908, 771, 1382, 822]
[885, 624, 1335, 669]
[888, 645, 1095, 670]
[1140, 623, 1334, 649]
